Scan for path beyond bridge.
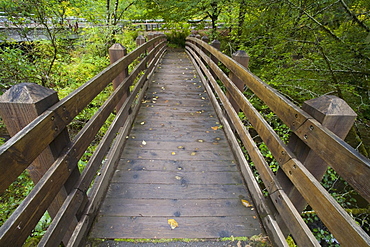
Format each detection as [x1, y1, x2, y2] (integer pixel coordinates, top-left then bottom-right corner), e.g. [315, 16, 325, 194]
[88, 50, 264, 242]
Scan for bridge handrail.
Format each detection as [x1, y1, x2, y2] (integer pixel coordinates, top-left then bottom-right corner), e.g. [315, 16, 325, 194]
[0, 35, 167, 246]
[185, 37, 370, 247]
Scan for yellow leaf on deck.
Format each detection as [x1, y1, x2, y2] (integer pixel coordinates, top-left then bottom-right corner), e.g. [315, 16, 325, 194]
[241, 199, 253, 208]
[167, 219, 178, 229]
[211, 126, 219, 130]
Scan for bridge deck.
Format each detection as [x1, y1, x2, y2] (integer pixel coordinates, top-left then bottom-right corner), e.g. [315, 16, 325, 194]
[88, 50, 263, 240]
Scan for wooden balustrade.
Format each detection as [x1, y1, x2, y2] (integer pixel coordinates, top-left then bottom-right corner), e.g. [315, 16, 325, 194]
[0, 35, 167, 246]
[185, 36, 370, 247]
[0, 33, 369, 246]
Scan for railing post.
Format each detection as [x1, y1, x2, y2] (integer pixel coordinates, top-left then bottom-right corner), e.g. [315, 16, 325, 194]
[147, 33, 155, 54]
[210, 39, 221, 62]
[136, 35, 146, 47]
[276, 95, 357, 234]
[109, 43, 128, 112]
[228, 50, 250, 113]
[210, 39, 221, 80]
[201, 35, 210, 44]
[0, 82, 79, 244]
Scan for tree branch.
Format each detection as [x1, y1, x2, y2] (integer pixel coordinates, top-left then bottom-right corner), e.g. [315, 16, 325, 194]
[339, 0, 370, 32]
[284, 0, 370, 62]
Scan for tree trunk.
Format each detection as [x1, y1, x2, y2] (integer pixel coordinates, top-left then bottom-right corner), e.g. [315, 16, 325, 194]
[107, 0, 111, 24]
[237, 0, 247, 37]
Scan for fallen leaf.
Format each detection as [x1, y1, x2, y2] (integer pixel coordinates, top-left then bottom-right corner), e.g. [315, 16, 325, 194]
[167, 219, 178, 229]
[197, 139, 204, 143]
[177, 146, 185, 149]
[211, 126, 219, 130]
[140, 121, 145, 125]
[241, 199, 253, 208]
[142, 140, 147, 145]
[171, 152, 176, 155]
[175, 176, 182, 180]
[190, 152, 197, 156]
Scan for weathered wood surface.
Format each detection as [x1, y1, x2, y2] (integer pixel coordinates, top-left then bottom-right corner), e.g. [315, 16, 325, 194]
[88, 51, 263, 240]
[186, 39, 370, 246]
[186, 45, 318, 246]
[186, 37, 370, 204]
[0, 35, 166, 195]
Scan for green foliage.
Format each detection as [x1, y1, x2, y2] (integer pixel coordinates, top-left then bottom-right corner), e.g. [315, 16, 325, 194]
[0, 0, 369, 245]
[0, 171, 33, 227]
[165, 25, 191, 48]
[0, 46, 37, 93]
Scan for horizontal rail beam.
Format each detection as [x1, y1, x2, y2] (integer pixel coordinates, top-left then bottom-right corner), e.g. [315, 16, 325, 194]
[185, 38, 370, 247]
[0, 35, 166, 195]
[0, 36, 166, 246]
[186, 37, 370, 204]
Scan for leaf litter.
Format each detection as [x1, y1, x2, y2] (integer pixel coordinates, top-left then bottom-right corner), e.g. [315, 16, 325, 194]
[167, 219, 178, 230]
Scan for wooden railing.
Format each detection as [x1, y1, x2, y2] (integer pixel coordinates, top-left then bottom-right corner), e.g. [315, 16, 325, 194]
[185, 37, 370, 247]
[0, 34, 167, 246]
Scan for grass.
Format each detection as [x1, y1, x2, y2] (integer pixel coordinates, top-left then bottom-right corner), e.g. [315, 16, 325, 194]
[89, 235, 271, 246]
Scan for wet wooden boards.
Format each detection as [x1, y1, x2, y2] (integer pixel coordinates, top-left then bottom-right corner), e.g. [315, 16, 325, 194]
[88, 51, 263, 240]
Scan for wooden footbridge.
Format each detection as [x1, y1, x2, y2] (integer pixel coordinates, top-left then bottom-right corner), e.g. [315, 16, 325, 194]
[0, 35, 369, 246]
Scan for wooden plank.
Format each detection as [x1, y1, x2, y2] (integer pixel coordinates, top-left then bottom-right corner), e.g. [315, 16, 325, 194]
[127, 132, 228, 144]
[187, 38, 370, 203]
[98, 198, 256, 217]
[295, 118, 370, 203]
[189, 45, 369, 246]
[136, 105, 213, 114]
[186, 38, 310, 131]
[120, 149, 231, 161]
[186, 48, 289, 246]
[186, 46, 317, 246]
[88, 50, 264, 243]
[105, 183, 249, 199]
[67, 44, 168, 247]
[127, 121, 221, 132]
[89, 216, 261, 239]
[123, 140, 229, 150]
[282, 159, 370, 246]
[0, 37, 167, 247]
[111, 171, 243, 185]
[0, 83, 78, 245]
[0, 37, 166, 194]
[186, 42, 293, 165]
[118, 159, 239, 172]
[140, 99, 211, 107]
